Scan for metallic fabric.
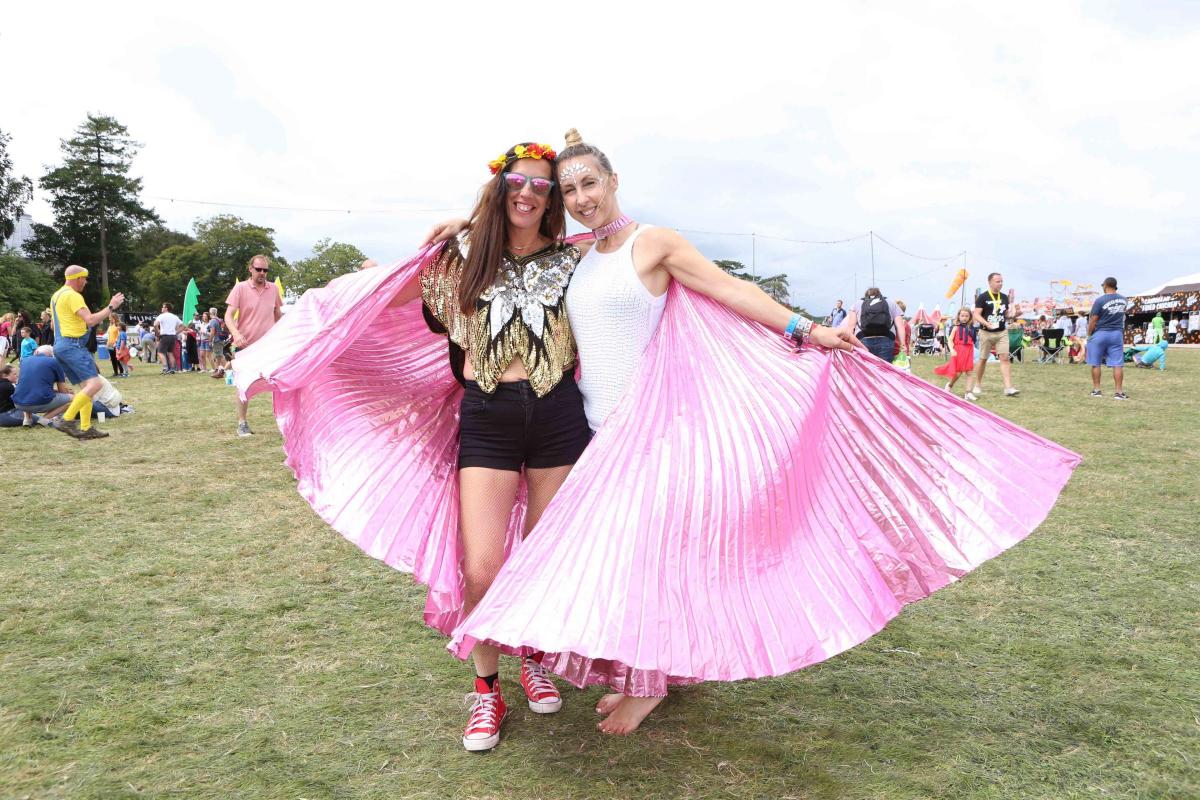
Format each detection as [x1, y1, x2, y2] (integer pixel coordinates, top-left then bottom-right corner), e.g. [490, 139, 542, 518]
[420, 235, 580, 396]
[233, 244, 523, 649]
[234, 248, 1081, 694]
[448, 280, 1082, 695]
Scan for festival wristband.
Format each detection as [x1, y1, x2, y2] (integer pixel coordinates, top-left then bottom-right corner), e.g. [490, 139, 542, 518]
[788, 316, 814, 343]
[784, 314, 801, 338]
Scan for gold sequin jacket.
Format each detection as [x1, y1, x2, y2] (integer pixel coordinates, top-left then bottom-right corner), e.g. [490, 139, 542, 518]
[420, 234, 581, 396]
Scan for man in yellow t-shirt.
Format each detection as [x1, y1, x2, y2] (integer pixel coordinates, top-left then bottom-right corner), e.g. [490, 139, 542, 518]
[48, 265, 125, 440]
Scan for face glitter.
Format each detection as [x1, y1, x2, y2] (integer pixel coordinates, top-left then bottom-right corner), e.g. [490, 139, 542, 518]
[559, 162, 591, 181]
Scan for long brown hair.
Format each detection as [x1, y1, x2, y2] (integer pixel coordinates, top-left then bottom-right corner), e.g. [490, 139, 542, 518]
[458, 144, 565, 315]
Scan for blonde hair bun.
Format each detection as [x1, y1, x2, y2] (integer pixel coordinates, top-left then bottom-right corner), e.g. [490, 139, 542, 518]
[564, 128, 584, 147]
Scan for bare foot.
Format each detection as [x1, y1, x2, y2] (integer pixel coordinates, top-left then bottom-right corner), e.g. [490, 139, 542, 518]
[595, 693, 623, 717]
[596, 695, 664, 735]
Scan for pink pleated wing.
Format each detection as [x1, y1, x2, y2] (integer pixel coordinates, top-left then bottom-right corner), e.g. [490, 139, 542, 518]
[449, 282, 1081, 690]
[231, 246, 526, 634]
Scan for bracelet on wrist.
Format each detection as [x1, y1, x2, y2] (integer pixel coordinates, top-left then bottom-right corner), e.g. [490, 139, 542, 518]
[784, 313, 801, 338]
[785, 314, 813, 343]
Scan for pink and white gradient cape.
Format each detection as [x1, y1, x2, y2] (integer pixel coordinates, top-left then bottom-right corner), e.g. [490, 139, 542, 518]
[234, 246, 1081, 694]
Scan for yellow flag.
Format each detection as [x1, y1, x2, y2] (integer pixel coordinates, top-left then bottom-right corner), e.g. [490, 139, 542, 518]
[275, 277, 284, 299]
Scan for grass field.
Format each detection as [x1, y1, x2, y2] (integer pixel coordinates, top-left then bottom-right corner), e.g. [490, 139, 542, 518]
[2, 350, 1197, 800]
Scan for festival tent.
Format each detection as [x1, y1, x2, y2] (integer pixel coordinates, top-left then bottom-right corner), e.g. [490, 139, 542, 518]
[1126, 272, 1200, 344]
[911, 304, 931, 326]
[929, 305, 943, 328]
[1135, 272, 1200, 296]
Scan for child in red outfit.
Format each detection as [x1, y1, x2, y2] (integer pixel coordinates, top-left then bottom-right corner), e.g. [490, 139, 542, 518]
[935, 308, 977, 396]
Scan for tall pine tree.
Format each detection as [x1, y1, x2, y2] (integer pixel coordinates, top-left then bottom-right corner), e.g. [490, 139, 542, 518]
[25, 114, 159, 303]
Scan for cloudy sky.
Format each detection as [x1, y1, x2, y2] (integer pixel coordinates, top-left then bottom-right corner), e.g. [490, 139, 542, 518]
[4, 1, 1199, 313]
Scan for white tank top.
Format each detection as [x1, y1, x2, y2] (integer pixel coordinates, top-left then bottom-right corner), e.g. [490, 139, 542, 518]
[567, 225, 667, 430]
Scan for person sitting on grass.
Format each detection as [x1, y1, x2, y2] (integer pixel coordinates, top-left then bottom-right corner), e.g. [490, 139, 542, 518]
[11, 346, 73, 431]
[1068, 336, 1087, 364]
[93, 375, 134, 418]
[0, 364, 31, 427]
[1132, 339, 1168, 369]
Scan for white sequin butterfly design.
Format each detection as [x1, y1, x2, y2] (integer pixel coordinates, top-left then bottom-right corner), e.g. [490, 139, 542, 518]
[481, 253, 573, 340]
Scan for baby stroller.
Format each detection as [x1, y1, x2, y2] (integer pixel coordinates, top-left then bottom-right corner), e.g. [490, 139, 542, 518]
[913, 324, 938, 355]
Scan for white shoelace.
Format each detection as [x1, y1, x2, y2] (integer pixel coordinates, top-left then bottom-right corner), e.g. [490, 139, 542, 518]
[464, 691, 501, 730]
[523, 661, 557, 697]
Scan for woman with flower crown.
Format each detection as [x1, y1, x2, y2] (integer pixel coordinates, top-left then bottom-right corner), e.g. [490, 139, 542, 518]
[237, 141, 593, 752]
[426, 129, 1080, 736]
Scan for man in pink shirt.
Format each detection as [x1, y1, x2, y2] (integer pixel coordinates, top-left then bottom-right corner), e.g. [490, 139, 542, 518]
[225, 254, 282, 437]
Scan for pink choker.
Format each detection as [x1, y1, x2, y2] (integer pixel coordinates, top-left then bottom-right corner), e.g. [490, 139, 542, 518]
[591, 214, 635, 240]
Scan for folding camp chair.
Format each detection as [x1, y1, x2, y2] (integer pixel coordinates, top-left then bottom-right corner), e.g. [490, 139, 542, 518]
[1039, 328, 1065, 364]
[1008, 328, 1025, 363]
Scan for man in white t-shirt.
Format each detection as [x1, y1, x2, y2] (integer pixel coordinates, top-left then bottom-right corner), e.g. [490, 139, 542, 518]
[154, 302, 184, 374]
[1167, 315, 1179, 342]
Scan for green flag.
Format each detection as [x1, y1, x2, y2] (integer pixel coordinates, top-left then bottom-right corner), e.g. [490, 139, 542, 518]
[182, 278, 200, 326]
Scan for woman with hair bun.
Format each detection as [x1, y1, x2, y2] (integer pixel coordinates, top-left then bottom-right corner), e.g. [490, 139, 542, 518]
[430, 129, 1080, 736]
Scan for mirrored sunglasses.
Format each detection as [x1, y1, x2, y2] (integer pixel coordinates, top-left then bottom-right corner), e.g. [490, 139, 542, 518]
[503, 173, 555, 196]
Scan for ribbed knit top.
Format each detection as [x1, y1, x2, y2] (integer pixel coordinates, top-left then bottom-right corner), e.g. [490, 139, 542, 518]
[567, 225, 667, 430]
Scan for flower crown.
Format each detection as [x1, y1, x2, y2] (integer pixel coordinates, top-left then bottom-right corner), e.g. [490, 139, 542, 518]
[488, 143, 557, 175]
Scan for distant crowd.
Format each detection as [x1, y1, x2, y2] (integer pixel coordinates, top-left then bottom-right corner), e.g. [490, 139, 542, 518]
[825, 275, 1168, 402]
[1, 253, 282, 439]
[131, 304, 232, 378]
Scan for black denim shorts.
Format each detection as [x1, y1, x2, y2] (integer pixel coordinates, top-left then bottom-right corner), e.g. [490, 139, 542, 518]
[458, 372, 591, 471]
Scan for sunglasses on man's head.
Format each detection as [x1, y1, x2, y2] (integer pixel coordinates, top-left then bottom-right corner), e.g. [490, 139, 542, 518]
[503, 173, 555, 196]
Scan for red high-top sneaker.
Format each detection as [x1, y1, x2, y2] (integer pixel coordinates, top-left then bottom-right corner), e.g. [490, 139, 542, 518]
[519, 657, 563, 714]
[462, 677, 508, 751]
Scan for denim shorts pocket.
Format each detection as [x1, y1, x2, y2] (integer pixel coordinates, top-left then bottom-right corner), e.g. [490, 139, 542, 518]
[459, 395, 489, 416]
